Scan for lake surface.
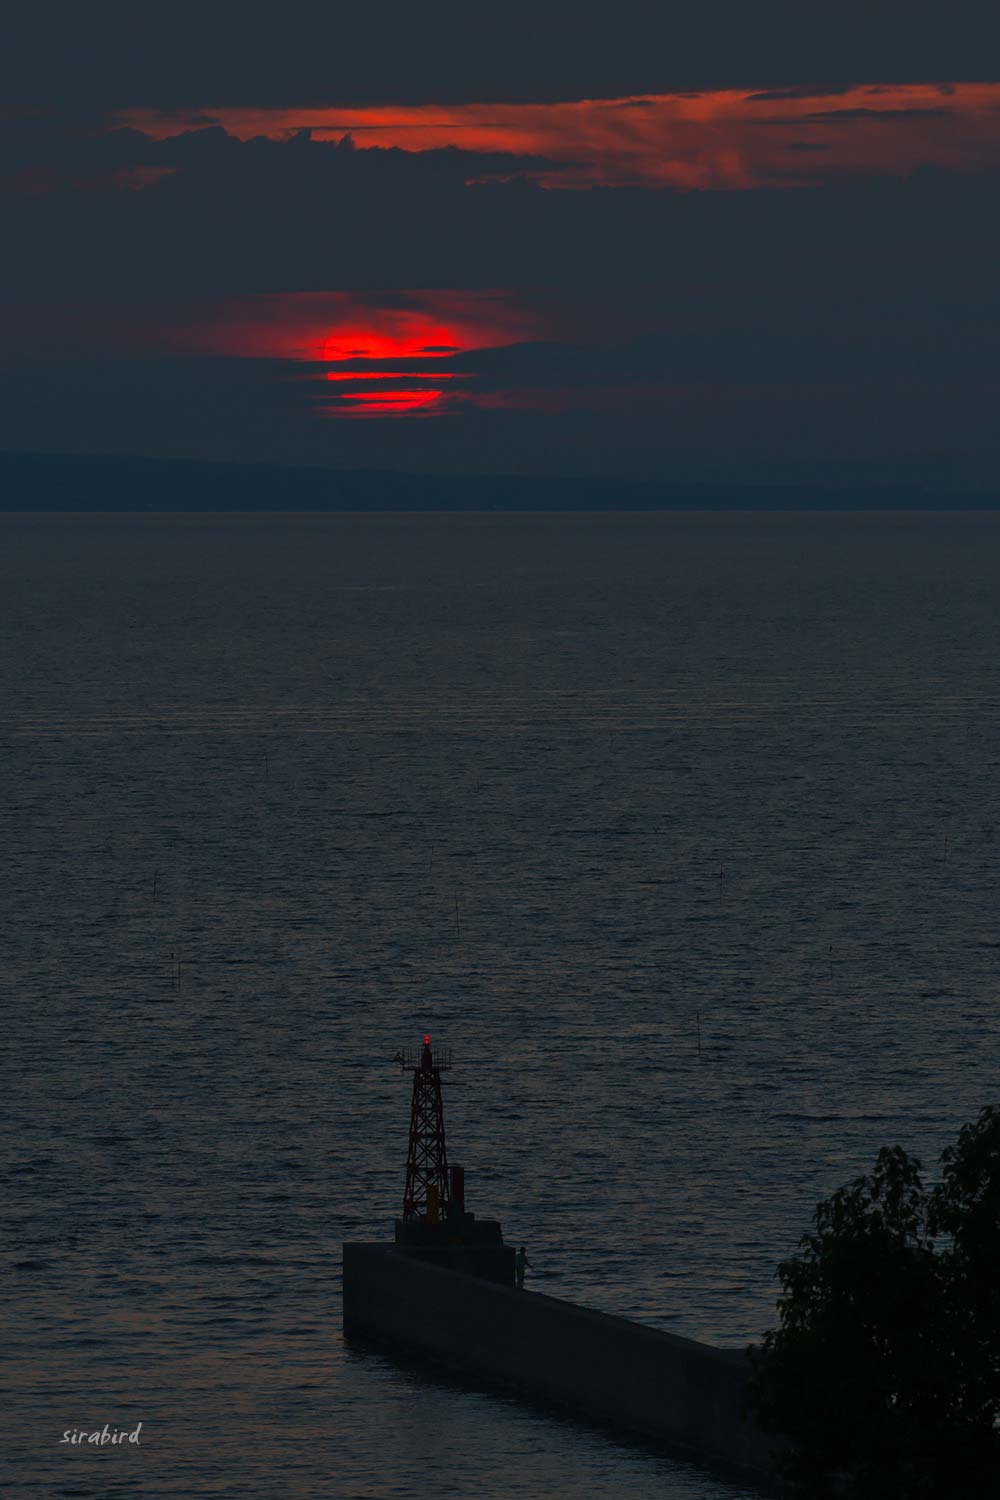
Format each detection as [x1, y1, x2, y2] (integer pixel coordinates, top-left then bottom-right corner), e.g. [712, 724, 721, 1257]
[4, 510, 1000, 1498]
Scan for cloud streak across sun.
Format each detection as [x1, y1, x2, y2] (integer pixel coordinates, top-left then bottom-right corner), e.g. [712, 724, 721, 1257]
[122, 82, 1000, 190]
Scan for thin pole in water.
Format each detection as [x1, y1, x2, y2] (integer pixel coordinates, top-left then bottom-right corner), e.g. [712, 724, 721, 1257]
[696, 1012, 702, 1056]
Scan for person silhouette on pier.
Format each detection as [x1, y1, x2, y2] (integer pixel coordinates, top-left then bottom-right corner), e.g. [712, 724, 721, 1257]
[515, 1246, 532, 1290]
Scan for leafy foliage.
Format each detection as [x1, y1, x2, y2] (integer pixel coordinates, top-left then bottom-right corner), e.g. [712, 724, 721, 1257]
[748, 1109, 1000, 1499]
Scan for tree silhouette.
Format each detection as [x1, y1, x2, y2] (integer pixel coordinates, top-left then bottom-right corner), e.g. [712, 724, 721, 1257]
[748, 1109, 1000, 1499]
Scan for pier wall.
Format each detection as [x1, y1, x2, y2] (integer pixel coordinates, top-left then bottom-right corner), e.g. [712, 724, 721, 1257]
[342, 1244, 776, 1478]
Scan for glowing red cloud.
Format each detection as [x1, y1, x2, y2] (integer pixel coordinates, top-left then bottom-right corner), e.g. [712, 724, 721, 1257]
[324, 370, 465, 381]
[123, 82, 1000, 191]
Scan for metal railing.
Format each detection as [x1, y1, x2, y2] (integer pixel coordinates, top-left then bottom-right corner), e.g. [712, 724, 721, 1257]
[394, 1046, 453, 1071]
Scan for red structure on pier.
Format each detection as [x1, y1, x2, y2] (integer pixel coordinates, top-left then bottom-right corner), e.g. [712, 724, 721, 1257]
[399, 1035, 453, 1222]
[391, 1035, 510, 1283]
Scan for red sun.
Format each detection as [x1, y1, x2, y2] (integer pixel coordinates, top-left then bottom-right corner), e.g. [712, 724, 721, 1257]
[320, 323, 461, 363]
[320, 315, 470, 417]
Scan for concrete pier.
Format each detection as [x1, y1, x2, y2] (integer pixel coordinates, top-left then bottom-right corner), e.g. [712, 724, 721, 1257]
[343, 1243, 777, 1481]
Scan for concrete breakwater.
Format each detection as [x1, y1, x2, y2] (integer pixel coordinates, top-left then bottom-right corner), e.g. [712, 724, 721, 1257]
[342, 1244, 776, 1481]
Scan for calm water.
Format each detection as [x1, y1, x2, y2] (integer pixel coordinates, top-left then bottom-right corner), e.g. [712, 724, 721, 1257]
[5, 510, 1000, 1498]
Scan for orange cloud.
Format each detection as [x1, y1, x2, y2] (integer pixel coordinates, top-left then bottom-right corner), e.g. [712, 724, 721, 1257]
[122, 82, 1000, 190]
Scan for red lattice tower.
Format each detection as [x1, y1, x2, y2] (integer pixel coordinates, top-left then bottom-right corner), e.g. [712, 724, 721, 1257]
[398, 1035, 452, 1221]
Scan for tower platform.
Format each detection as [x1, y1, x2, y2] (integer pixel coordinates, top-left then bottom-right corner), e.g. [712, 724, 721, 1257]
[393, 1211, 514, 1285]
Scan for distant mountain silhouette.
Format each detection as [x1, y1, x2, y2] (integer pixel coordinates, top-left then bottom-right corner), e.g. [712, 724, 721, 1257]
[1, 451, 996, 512]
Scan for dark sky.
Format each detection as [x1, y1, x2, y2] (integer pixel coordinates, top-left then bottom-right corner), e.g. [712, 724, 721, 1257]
[6, 2, 1000, 486]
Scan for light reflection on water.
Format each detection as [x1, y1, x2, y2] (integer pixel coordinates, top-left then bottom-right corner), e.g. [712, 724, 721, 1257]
[5, 511, 1000, 1497]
